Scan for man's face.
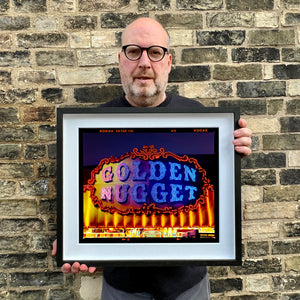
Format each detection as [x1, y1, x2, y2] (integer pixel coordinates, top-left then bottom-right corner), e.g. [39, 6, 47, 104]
[118, 19, 172, 107]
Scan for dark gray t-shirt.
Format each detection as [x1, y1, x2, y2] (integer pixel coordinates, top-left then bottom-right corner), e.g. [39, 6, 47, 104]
[101, 93, 207, 300]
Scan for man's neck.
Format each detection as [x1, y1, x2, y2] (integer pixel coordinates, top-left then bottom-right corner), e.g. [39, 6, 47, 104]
[125, 93, 167, 107]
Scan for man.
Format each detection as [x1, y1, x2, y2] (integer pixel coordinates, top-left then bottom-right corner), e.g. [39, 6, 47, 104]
[52, 17, 252, 299]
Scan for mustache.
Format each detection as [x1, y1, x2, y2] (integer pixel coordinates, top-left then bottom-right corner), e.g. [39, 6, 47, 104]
[133, 71, 154, 78]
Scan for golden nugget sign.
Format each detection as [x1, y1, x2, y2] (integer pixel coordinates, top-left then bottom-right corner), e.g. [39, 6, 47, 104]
[84, 146, 212, 216]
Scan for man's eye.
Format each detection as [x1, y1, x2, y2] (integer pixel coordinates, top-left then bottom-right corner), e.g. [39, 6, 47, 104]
[128, 48, 140, 55]
[150, 48, 163, 56]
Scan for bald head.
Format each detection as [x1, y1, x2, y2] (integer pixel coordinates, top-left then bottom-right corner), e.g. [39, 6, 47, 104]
[121, 18, 170, 49]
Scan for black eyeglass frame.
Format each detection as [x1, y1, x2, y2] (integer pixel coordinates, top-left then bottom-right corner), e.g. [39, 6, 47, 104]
[122, 44, 169, 62]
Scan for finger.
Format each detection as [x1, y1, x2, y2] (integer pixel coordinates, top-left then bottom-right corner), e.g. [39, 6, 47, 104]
[61, 263, 72, 274]
[71, 262, 81, 273]
[232, 137, 252, 147]
[88, 267, 97, 273]
[234, 128, 252, 138]
[238, 118, 247, 128]
[80, 264, 88, 272]
[51, 239, 57, 256]
[234, 145, 252, 157]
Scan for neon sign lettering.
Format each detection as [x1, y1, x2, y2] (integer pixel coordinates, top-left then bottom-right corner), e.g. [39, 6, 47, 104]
[85, 146, 213, 215]
[100, 161, 197, 203]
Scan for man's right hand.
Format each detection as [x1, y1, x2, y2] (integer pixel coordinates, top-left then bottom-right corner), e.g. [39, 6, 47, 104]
[52, 240, 97, 274]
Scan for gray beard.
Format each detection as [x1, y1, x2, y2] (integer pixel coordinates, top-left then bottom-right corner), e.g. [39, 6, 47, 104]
[124, 82, 165, 107]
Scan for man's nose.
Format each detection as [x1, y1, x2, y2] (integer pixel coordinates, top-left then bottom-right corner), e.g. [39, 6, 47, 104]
[138, 49, 151, 67]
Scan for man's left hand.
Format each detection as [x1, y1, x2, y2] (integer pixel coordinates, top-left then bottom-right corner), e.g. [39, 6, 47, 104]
[233, 118, 252, 158]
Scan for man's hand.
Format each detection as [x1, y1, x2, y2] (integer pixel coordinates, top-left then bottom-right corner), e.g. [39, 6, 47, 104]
[52, 240, 97, 274]
[233, 118, 252, 158]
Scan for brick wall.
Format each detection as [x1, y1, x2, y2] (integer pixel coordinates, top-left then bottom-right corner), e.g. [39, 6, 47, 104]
[0, 0, 299, 299]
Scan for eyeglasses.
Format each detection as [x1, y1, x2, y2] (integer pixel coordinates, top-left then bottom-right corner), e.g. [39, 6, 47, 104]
[122, 44, 168, 62]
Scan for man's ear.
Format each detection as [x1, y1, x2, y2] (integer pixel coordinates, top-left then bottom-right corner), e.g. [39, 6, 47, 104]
[167, 54, 172, 74]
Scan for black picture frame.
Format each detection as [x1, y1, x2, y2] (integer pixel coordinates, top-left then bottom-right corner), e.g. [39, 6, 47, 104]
[56, 107, 241, 267]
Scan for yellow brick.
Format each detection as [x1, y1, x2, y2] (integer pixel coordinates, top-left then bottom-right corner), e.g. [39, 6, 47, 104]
[169, 30, 194, 46]
[183, 82, 233, 99]
[289, 151, 300, 167]
[244, 202, 296, 220]
[242, 186, 262, 203]
[246, 275, 272, 292]
[243, 222, 280, 239]
[70, 32, 91, 48]
[91, 31, 116, 48]
[80, 276, 102, 300]
[57, 68, 106, 85]
[246, 117, 280, 133]
[285, 256, 300, 272]
[255, 12, 279, 28]
[77, 49, 119, 66]
[288, 80, 300, 96]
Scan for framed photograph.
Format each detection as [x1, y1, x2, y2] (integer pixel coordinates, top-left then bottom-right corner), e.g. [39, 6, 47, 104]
[56, 107, 241, 266]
